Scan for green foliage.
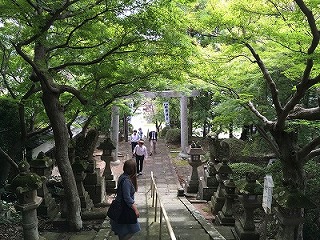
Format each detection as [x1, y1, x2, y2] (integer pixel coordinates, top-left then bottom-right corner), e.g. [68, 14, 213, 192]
[303, 160, 320, 239]
[165, 128, 181, 144]
[230, 162, 265, 182]
[241, 134, 275, 156]
[0, 201, 21, 224]
[0, 97, 21, 151]
[160, 126, 171, 137]
[221, 138, 245, 158]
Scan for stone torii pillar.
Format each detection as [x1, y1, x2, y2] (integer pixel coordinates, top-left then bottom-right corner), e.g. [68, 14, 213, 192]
[180, 95, 189, 158]
[110, 105, 120, 163]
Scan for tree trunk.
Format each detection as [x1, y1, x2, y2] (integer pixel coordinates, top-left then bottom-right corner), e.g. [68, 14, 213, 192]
[271, 130, 306, 189]
[42, 91, 82, 231]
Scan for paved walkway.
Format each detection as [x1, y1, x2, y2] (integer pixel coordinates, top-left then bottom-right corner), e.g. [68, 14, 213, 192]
[40, 138, 228, 240]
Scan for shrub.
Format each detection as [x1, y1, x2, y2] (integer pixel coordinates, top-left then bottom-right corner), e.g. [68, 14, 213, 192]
[165, 128, 181, 144]
[160, 126, 170, 137]
[230, 162, 266, 182]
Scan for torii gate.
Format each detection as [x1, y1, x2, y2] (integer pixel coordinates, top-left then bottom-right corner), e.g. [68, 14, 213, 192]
[110, 90, 200, 161]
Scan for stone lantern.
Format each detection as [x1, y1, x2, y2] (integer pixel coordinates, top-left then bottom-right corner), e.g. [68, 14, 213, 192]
[273, 182, 316, 240]
[30, 152, 59, 218]
[215, 178, 237, 226]
[234, 171, 263, 240]
[210, 159, 233, 214]
[186, 142, 206, 194]
[97, 138, 116, 193]
[7, 161, 43, 240]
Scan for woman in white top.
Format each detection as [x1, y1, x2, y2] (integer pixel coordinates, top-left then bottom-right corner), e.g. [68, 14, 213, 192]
[133, 140, 148, 175]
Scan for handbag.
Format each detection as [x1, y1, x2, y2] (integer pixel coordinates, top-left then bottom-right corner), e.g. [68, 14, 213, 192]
[107, 176, 137, 224]
[107, 198, 122, 222]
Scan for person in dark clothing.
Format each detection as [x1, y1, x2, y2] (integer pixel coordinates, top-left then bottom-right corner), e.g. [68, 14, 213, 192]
[148, 130, 158, 155]
[110, 159, 140, 240]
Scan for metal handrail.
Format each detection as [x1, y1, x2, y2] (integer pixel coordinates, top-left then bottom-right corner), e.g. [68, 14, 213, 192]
[150, 171, 177, 240]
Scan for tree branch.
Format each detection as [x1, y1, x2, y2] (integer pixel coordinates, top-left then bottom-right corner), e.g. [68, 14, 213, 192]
[247, 101, 274, 126]
[298, 136, 320, 163]
[256, 125, 280, 157]
[305, 148, 320, 162]
[245, 43, 283, 116]
[288, 105, 320, 120]
[60, 85, 88, 105]
[0, 147, 19, 171]
[295, 0, 320, 54]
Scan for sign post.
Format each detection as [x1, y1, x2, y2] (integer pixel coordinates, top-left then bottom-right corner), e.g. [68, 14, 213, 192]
[262, 174, 274, 240]
[163, 102, 170, 126]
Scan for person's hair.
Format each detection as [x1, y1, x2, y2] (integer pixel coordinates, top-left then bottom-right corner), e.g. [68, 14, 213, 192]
[123, 159, 138, 191]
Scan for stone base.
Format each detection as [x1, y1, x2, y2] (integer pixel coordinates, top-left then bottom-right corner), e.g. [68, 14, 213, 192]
[210, 195, 225, 214]
[186, 179, 199, 194]
[197, 177, 217, 201]
[215, 211, 235, 226]
[37, 197, 59, 219]
[84, 176, 106, 204]
[79, 191, 94, 210]
[233, 221, 259, 240]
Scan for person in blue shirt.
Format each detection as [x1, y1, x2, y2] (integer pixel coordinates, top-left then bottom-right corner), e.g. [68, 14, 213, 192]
[110, 159, 141, 240]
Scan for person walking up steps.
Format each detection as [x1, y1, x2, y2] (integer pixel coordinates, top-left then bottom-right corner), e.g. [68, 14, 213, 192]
[148, 130, 158, 156]
[133, 139, 148, 175]
[130, 130, 140, 154]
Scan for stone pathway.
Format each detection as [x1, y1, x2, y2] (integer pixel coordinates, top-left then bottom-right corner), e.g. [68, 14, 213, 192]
[97, 139, 226, 240]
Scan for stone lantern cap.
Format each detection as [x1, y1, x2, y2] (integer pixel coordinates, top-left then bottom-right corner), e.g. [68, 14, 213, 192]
[273, 186, 316, 209]
[8, 161, 43, 194]
[97, 138, 116, 151]
[30, 151, 53, 168]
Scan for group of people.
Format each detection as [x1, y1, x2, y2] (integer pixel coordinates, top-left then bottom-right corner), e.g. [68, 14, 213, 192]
[109, 127, 158, 240]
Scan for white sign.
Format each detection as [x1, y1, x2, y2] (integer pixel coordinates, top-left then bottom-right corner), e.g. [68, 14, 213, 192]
[163, 102, 170, 126]
[262, 175, 274, 214]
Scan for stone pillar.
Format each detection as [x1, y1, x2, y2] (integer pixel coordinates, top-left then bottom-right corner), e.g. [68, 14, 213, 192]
[98, 138, 117, 193]
[210, 160, 233, 214]
[234, 172, 263, 240]
[29, 152, 59, 219]
[179, 95, 188, 158]
[110, 105, 120, 163]
[82, 129, 106, 204]
[215, 178, 237, 226]
[8, 161, 43, 240]
[72, 158, 93, 210]
[198, 160, 219, 201]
